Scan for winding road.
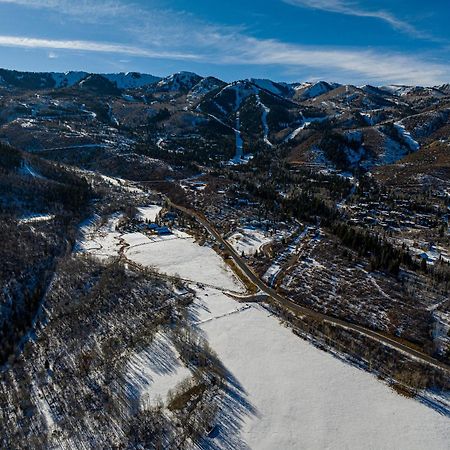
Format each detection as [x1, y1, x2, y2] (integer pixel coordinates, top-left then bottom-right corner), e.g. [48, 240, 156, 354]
[169, 200, 450, 374]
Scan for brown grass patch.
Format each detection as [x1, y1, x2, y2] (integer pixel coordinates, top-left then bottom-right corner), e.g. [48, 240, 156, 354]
[224, 258, 258, 294]
[390, 382, 416, 398]
[168, 383, 207, 412]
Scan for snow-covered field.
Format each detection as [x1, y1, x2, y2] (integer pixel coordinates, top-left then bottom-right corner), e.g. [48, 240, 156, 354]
[125, 232, 242, 292]
[125, 222, 449, 449]
[138, 205, 162, 222]
[155, 232, 448, 450]
[193, 291, 450, 449]
[76, 214, 122, 259]
[78, 209, 242, 291]
[78, 210, 450, 449]
[227, 227, 272, 256]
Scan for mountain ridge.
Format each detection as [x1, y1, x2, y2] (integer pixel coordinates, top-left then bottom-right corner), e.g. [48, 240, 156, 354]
[1, 67, 448, 94]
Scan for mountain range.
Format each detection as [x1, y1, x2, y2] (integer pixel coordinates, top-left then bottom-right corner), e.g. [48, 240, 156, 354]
[0, 67, 448, 187]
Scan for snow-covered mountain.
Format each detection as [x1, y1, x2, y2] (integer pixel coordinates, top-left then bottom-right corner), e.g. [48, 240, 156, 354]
[293, 81, 341, 99]
[152, 71, 203, 92]
[187, 76, 226, 101]
[0, 68, 160, 90]
[51, 71, 89, 88]
[250, 78, 294, 98]
[1, 66, 449, 174]
[101, 72, 161, 89]
[379, 84, 447, 98]
[438, 83, 450, 95]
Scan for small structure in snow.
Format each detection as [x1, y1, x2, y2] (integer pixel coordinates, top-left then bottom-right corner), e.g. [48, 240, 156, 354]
[156, 226, 172, 235]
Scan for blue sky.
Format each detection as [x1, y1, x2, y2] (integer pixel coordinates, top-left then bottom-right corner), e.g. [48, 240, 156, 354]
[0, 0, 448, 85]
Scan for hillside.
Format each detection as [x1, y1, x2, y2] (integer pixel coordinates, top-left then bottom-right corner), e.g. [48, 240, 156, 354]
[0, 68, 449, 449]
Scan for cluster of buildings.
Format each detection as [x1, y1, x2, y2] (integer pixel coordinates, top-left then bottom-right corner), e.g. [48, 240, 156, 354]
[123, 211, 178, 236]
[346, 198, 441, 231]
[141, 223, 172, 235]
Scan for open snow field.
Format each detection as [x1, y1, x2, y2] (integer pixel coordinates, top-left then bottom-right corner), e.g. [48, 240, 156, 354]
[144, 230, 449, 450]
[137, 205, 162, 222]
[76, 214, 122, 259]
[77, 209, 242, 292]
[227, 227, 272, 256]
[79, 209, 450, 449]
[192, 288, 450, 450]
[125, 232, 242, 292]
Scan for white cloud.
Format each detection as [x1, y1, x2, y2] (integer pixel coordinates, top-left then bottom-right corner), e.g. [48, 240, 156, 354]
[219, 36, 450, 85]
[0, 0, 448, 85]
[0, 35, 200, 60]
[283, 0, 424, 38]
[3, 31, 447, 85]
[0, 0, 128, 20]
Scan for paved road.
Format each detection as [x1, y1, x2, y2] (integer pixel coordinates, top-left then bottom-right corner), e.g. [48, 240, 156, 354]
[169, 201, 450, 373]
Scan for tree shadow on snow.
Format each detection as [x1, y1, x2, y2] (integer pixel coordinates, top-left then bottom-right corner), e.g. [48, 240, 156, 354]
[124, 333, 182, 405]
[195, 368, 259, 450]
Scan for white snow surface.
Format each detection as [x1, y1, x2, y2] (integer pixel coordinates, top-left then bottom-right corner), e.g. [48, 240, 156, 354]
[51, 71, 160, 89]
[102, 72, 160, 89]
[126, 332, 191, 409]
[284, 115, 328, 142]
[188, 77, 223, 101]
[99, 174, 144, 193]
[256, 94, 273, 147]
[76, 214, 122, 259]
[380, 135, 411, 164]
[394, 121, 420, 151]
[227, 227, 272, 256]
[233, 113, 244, 162]
[32, 382, 55, 432]
[137, 205, 162, 222]
[214, 81, 257, 112]
[78, 213, 450, 450]
[295, 81, 340, 99]
[19, 213, 55, 224]
[191, 288, 450, 450]
[250, 78, 291, 96]
[156, 71, 200, 91]
[125, 232, 243, 292]
[262, 263, 282, 286]
[380, 85, 415, 96]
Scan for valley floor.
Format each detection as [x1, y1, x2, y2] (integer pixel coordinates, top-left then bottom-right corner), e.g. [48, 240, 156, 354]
[193, 288, 449, 450]
[80, 207, 450, 449]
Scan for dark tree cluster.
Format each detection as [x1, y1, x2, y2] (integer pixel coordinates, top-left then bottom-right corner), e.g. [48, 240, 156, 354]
[0, 144, 93, 365]
[332, 222, 405, 276]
